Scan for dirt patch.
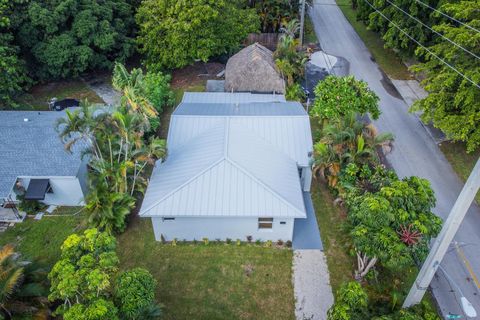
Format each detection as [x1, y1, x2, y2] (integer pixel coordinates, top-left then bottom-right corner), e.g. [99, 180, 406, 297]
[171, 62, 224, 90]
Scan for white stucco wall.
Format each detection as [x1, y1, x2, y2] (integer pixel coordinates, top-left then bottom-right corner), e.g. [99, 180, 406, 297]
[12, 176, 85, 206]
[150, 216, 295, 242]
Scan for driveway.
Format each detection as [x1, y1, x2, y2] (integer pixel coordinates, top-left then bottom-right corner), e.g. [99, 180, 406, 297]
[310, 0, 480, 317]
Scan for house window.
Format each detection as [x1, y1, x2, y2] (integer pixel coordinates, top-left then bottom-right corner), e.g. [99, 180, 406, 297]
[162, 217, 175, 222]
[258, 217, 273, 229]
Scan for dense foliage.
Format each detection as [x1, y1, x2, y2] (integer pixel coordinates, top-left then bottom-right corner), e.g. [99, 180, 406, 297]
[411, 1, 480, 152]
[0, 245, 49, 319]
[310, 76, 381, 121]
[327, 282, 440, 320]
[137, 0, 259, 69]
[12, 0, 135, 80]
[248, 0, 300, 33]
[112, 63, 175, 132]
[354, 0, 438, 55]
[0, 0, 29, 108]
[352, 0, 480, 151]
[48, 229, 120, 318]
[48, 229, 161, 319]
[114, 268, 161, 319]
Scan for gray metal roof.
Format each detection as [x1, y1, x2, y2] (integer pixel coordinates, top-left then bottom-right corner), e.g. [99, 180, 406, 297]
[0, 110, 83, 198]
[174, 102, 307, 116]
[181, 92, 286, 104]
[140, 92, 313, 218]
[140, 121, 306, 218]
[168, 100, 313, 167]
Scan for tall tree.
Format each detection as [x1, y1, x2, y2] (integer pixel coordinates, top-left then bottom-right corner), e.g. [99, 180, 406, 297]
[13, 0, 135, 80]
[136, 0, 260, 69]
[310, 75, 381, 121]
[411, 1, 480, 152]
[0, 0, 29, 108]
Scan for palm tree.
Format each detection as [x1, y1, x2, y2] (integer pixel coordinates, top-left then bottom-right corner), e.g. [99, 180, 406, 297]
[112, 62, 157, 123]
[0, 245, 23, 318]
[313, 112, 394, 187]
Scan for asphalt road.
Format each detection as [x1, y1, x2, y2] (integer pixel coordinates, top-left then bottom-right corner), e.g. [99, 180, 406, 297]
[310, 0, 480, 318]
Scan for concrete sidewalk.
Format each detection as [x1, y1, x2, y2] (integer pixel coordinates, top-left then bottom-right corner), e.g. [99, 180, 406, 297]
[293, 250, 334, 320]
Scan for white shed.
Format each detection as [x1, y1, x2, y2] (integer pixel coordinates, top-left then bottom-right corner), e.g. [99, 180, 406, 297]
[140, 93, 313, 242]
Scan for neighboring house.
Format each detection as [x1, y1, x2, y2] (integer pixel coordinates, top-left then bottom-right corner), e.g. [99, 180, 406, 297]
[224, 43, 286, 94]
[140, 92, 313, 242]
[0, 110, 87, 214]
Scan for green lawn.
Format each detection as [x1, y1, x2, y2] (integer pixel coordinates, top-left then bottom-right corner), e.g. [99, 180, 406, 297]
[311, 182, 355, 293]
[116, 217, 295, 320]
[304, 15, 319, 45]
[335, 0, 412, 80]
[0, 208, 86, 266]
[440, 141, 480, 202]
[15, 80, 104, 110]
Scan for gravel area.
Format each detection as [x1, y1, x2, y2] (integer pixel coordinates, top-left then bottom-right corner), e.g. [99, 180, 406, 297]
[293, 249, 334, 320]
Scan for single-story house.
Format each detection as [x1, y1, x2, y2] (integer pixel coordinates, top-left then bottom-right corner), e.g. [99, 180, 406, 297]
[140, 92, 313, 242]
[224, 43, 286, 94]
[0, 110, 87, 213]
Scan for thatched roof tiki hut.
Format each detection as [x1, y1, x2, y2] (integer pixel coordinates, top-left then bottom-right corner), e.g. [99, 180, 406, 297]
[224, 43, 285, 94]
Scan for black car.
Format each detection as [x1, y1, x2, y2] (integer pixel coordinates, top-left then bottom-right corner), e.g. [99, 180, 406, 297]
[48, 98, 80, 111]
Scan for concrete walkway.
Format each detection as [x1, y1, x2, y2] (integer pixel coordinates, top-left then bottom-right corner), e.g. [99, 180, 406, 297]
[293, 193, 323, 250]
[310, 1, 480, 317]
[292, 193, 333, 319]
[293, 250, 334, 320]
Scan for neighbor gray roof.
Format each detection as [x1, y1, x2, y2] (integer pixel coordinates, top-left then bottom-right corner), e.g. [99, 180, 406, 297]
[0, 110, 83, 198]
[140, 92, 313, 218]
[224, 43, 286, 94]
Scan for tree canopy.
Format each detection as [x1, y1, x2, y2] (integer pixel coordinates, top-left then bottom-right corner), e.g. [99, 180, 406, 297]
[310, 75, 381, 121]
[12, 0, 135, 80]
[136, 0, 260, 70]
[411, 1, 480, 152]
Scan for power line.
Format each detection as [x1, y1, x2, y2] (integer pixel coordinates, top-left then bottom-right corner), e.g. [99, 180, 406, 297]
[361, 0, 480, 90]
[384, 0, 480, 61]
[412, 0, 480, 34]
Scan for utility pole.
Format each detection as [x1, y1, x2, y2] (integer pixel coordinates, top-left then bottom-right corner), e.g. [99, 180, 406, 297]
[299, 0, 306, 45]
[403, 157, 480, 308]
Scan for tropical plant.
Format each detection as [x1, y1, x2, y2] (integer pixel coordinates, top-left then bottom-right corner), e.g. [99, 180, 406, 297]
[56, 103, 166, 232]
[0, 245, 50, 319]
[327, 281, 368, 320]
[274, 19, 307, 87]
[114, 268, 161, 319]
[248, 0, 300, 33]
[313, 112, 393, 187]
[285, 83, 306, 101]
[347, 176, 442, 279]
[113, 63, 175, 133]
[310, 75, 381, 121]
[48, 229, 119, 317]
[0, 245, 23, 317]
[136, 0, 259, 69]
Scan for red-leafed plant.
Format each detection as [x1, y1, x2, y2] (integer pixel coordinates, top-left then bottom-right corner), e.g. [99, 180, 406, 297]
[397, 224, 422, 246]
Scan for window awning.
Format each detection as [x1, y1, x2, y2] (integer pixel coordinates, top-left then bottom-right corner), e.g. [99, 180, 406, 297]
[25, 179, 50, 200]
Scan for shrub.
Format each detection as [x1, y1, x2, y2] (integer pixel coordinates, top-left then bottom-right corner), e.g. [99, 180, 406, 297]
[246, 235, 253, 243]
[285, 83, 306, 102]
[226, 238, 232, 244]
[16, 194, 47, 215]
[276, 239, 284, 246]
[202, 238, 209, 245]
[114, 268, 159, 320]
